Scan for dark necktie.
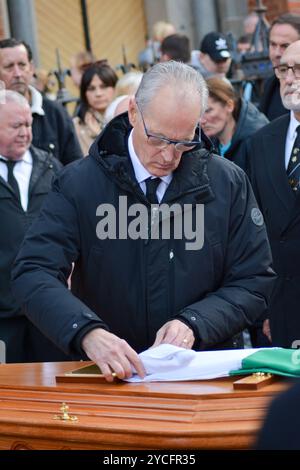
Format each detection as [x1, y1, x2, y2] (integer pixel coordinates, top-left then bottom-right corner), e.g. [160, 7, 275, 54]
[287, 125, 300, 194]
[145, 177, 160, 204]
[0, 158, 21, 201]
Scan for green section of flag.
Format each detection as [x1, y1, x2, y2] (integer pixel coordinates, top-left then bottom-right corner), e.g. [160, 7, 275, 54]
[229, 348, 300, 377]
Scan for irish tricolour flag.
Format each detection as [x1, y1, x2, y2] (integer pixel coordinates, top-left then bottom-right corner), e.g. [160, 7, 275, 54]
[126, 344, 300, 382]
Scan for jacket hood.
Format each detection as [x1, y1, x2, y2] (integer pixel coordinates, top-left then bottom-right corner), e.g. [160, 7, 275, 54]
[88, 112, 215, 204]
[229, 99, 269, 153]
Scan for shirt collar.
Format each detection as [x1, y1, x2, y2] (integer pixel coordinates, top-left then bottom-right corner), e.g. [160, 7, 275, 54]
[128, 129, 172, 185]
[22, 149, 33, 165]
[29, 85, 45, 116]
[0, 149, 32, 164]
[288, 111, 300, 140]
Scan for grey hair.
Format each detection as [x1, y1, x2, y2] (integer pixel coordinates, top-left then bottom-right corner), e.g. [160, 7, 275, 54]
[0, 89, 29, 108]
[116, 71, 143, 96]
[135, 60, 208, 115]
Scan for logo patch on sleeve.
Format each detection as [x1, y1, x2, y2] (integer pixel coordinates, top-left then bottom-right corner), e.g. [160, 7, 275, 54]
[251, 208, 264, 226]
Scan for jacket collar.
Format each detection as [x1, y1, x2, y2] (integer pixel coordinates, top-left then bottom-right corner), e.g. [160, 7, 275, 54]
[28, 146, 52, 195]
[89, 113, 215, 204]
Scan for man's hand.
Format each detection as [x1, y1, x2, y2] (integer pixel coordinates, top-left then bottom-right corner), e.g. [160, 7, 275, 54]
[81, 329, 146, 382]
[152, 319, 195, 349]
[262, 319, 272, 342]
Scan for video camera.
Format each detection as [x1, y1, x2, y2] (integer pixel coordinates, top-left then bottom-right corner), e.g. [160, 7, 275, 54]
[228, 0, 272, 102]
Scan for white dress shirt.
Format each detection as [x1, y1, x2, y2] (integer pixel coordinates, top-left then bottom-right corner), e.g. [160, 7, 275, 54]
[128, 130, 172, 202]
[0, 150, 33, 211]
[285, 111, 300, 170]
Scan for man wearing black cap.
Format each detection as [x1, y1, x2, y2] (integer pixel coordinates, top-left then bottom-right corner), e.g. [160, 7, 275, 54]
[198, 32, 232, 78]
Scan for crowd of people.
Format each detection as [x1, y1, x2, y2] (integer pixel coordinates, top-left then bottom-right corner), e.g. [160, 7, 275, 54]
[1, 9, 300, 448]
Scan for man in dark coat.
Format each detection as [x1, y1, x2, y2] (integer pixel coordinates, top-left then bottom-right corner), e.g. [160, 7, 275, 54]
[0, 90, 68, 363]
[259, 14, 300, 121]
[12, 62, 275, 381]
[0, 38, 83, 165]
[247, 40, 300, 348]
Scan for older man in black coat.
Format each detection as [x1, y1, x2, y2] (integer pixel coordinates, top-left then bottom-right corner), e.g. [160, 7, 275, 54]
[0, 90, 68, 363]
[248, 40, 300, 348]
[12, 62, 275, 380]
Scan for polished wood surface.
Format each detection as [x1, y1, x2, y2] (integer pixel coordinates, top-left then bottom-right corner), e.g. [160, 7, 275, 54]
[0, 361, 291, 450]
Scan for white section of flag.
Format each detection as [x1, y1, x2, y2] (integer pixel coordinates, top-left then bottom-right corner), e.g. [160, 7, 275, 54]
[126, 344, 266, 382]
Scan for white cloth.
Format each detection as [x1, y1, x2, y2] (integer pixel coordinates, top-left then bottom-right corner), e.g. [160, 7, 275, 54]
[0, 150, 33, 211]
[126, 344, 264, 382]
[128, 130, 172, 203]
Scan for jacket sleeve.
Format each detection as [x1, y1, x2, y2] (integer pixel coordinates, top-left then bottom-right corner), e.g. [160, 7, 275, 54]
[11, 176, 108, 357]
[178, 170, 276, 348]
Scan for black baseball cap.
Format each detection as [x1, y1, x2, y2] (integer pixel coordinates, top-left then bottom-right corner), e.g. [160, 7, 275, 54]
[200, 32, 231, 62]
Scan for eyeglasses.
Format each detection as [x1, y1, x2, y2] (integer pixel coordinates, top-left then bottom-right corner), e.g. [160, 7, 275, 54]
[136, 102, 201, 152]
[274, 64, 300, 79]
[79, 59, 108, 73]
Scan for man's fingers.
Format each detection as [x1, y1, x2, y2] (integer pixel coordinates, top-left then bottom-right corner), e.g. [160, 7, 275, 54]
[126, 349, 146, 378]
[152, 327, 166, 348]
[110, 356, 134, 379]
[100, 363, 117, 382]
[152, 320, 195, 350]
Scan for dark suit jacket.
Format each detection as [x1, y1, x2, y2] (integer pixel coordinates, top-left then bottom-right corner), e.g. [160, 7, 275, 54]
[247, 114, 300, 347]
[32, 97, 83, 165]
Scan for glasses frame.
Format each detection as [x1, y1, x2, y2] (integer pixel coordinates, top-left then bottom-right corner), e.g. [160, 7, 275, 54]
[136, 101, 201, 152]
[273, 64, 300, 79]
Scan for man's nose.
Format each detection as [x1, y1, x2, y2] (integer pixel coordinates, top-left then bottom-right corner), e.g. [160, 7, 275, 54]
[161, 144, 176, 161]
[273, 45, 283, 58]
[12, 64, 22, 77]
[18, 125, 27, 136]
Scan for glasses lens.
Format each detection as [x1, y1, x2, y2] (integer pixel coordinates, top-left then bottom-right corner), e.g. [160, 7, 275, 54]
[175, 143, 197, 152]
[294, 65, 300, 78]
[148, 136, 168, 149]
[275, 66, 286, 78]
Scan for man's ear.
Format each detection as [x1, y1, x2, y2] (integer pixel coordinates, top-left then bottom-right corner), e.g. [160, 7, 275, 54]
[128, 96, 138, 127]
[160, 54, 170, 62]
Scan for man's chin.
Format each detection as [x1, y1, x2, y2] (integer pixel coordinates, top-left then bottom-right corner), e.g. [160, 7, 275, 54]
[11, 84, 27, 96]
[152, 167, 173, 177]
[282, 97, 300, 111]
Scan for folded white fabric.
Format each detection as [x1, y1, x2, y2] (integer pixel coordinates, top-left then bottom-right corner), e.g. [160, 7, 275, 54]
[126, 344, 263, 382]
